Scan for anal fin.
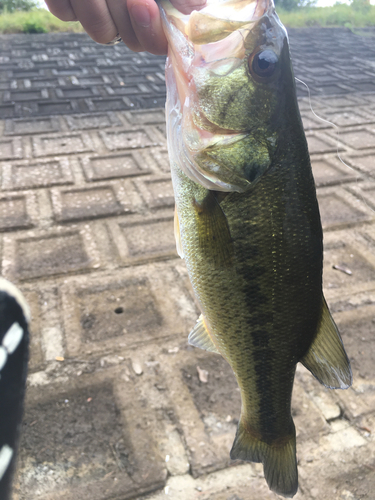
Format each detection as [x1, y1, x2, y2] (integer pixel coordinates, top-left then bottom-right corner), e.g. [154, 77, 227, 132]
[301, 296, 352, 389]
[188, 314, 220, 354]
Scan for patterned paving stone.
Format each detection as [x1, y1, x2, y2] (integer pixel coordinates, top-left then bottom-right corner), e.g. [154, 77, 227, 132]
[135, 178, 175, 209]
[4, 116, 60, 135]
[338, 128, 375, 150]
[51, 185, 124, 222]
[81, 152, 151, 181]
[109, 215, 176, 265]
[32, 132, 94, 157]
[2, 28, 373, 119]
[311, 157, 359, 187]
[16, 374, 167, 500]
[317, 187, 372, 230]
[322, 228, 375, 293]
[99, 128, 160, 151]
[0, 194, 32, 231]
[306, 133, 341, 155]
[1, 158, 74, 190]
[2, 227, 100, 281]
[124, 109, 166, 125]
[65, 112, 122, 130]
[0, 136, 22, 160]
[61, 264, 193, 358]
[342, 154, 375, 179]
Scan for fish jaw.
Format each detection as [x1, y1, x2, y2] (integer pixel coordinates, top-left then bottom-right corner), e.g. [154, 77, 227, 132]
[160, 0, 288, 192]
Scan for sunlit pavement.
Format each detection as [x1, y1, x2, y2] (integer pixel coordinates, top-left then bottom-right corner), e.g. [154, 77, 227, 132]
[0, 28, 375, 500]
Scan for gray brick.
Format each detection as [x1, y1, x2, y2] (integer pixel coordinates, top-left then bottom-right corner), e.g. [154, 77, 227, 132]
[37, 100, 76, 115]
[311, 157, 358, 187]
[19, 288, 45, 372]
[323, 109, 373, 127]
[109, 216, 176, 264]
[0, 194, 31, 230]
[17, 378, 166, 500]
[11, 231, 91, 280]
[124, 109, 165, 125]
[65, 112, 121, 130]
[81, 151, 150, 181]
[5, 89, 47, 102]
[51, 186, 124, 222]
[318, 189, 370, 230]
[72, 277, 162, 343]
[2, 158, 74, 190]
[136, 178, 175, 209]
[323, 241, 375, 290]
[306, 133, 342, 155]
[61, 264, 193, 357]
[4, 116, 60, 135]
[32, 132, 93, 157]
[338, 128, 375, 150]
[60, 87, 99, 98]
[85, 97, 131, 111]
[99, 128, 160, 151]
[0, 136, 23, 160]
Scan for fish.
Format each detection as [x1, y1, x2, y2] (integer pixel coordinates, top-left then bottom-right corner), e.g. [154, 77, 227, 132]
[159, 0, 353, 496]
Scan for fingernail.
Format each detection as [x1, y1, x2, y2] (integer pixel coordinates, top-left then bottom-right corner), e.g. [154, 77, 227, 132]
[131, 4, 151, 28]
[175, 0, 207, 14]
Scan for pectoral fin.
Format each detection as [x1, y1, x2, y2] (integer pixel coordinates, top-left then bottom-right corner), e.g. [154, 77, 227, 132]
[174, 207, 184, 259]
[193, 191, 233, 268]
[188, 314, 220, 354]
[301, 297, 352, 389]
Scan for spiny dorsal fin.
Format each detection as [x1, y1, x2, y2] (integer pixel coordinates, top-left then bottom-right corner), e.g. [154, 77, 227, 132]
[174, 206, 184, 259]
[301, 297, 352, 389]
[188, 315, 220, 354]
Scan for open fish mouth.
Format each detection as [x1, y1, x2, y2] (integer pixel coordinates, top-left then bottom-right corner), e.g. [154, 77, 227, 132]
[160, 0, 285, 192]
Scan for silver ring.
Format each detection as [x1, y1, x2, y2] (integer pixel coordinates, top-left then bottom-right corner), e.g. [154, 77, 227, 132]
[105, 33, 122, 45]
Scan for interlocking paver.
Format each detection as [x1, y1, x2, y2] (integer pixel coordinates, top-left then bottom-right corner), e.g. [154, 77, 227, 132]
[0, 25, 374, 500]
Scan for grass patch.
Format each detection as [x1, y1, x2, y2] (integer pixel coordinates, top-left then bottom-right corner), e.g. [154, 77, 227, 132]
[278, 4, 375, 29]
[0, 8, 84, 33]
[0, 4, 375, 34]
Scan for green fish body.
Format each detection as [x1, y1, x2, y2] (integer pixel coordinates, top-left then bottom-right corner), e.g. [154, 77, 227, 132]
[160, 0, 352, 496]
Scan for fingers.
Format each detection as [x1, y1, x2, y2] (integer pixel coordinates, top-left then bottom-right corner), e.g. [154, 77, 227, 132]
[45, 0, 208, 54]
[126, 0, 168, 55]
[124, 0, 207, 55]
[70, 0, 118, 44]
[45, 0, 77, 22]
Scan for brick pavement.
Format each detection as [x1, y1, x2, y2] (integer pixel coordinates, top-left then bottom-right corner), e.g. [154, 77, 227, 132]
[0, 27, 374, 500]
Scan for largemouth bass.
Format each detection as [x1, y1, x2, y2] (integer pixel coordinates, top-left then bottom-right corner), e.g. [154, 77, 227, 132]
[159, 0, 352, 496]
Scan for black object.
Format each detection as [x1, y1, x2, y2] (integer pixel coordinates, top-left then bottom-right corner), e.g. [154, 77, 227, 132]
[0, 279, 29, 500]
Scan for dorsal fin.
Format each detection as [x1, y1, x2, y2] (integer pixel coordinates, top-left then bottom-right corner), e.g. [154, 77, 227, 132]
[301, 297, 352, 389]
[188, 315, 220, 354]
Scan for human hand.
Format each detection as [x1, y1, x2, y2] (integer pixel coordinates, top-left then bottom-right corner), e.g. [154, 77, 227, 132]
[45, 0, 206, 55]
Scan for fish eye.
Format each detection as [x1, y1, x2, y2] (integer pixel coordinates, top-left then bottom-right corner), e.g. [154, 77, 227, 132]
[249, 50, 278, 82]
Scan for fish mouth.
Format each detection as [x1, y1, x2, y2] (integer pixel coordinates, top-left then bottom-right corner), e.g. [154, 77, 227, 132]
[160, 0, 273, 44]
[161, 0, 280, 192]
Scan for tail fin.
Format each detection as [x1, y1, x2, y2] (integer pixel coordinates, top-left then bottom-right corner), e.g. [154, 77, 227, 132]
[230, 419, 298, 498]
